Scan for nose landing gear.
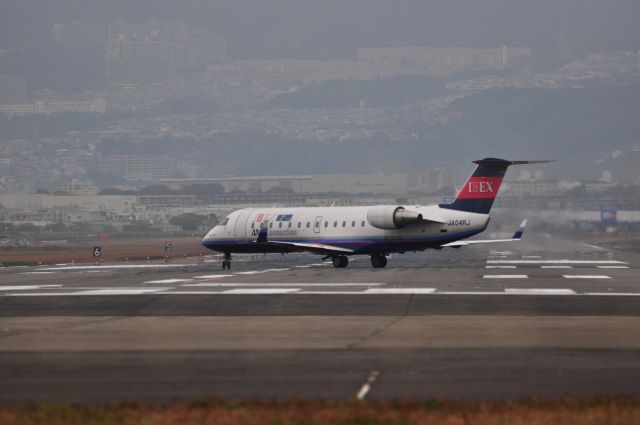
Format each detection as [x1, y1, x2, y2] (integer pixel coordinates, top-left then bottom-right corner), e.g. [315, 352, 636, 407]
[332, 255, 349, 268]
[222, 253, 232, 270]
[370, 254, 387, 268]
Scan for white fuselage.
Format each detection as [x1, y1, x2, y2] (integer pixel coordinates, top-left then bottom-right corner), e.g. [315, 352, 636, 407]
[202, 205, 490, 255]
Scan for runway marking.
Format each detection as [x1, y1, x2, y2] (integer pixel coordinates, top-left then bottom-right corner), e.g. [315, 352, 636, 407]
[71, 288, 169, 295]
[183, 282, 384, 287]
[222, 288, 300, 294]
[234, 268, 291, 275]
[490, 251, 512, 255]
[0, 285, 61, 291]
[144, 279, 192, 284]
[562, 275, 612, 279]
[522, 255, 542, 259]
[193, 275, 235, 279]
[583, 292, 640, 297]
[487, 260, 627, 264]
[505, 288, 576, 295]
[41, 264, 196, 271]
[364, 288, 436, 294]
[437, 291, 506, 295]
[356, 371, 380, 401]
[18, 271, 56, 275]
[483, 274, 528, 279]
[485, 265, 517, 269]
[541, 265, 573, 269]
[596, 265, 630, 269]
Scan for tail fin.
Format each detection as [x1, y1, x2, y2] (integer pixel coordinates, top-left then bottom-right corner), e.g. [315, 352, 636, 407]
[512, 219, 527, 239]
[440, 158, 551, 214]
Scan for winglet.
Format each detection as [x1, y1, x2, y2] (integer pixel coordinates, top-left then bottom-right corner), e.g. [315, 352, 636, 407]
[512, 219, 527, 239]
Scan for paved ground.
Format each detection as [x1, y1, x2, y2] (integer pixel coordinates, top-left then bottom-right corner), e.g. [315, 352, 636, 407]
[0, 235, 639, 403]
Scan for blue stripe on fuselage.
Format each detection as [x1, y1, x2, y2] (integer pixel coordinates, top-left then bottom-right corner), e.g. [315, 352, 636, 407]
[201, 227, 485, 254]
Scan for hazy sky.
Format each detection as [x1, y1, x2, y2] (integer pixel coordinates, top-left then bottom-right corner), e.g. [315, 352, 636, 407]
[2, 0, 639, 60]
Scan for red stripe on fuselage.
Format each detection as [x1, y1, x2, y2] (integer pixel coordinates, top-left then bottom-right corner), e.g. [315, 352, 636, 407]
[456, 176, 503, 199]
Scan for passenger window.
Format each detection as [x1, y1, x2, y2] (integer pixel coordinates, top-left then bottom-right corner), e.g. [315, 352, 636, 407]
[298, 222, 302, 228]
[361, 221, 365, 227]
[269, 222, 273, 228]
[333, 221, 337, 227]
[221, 218, 229, 226]
[288, 222, 292, 228]
[324, 221, 328, 227]
[307, 222, 311, 228]
[342, 221, 346, 227]
[279, 222, 282, 228]
[352, 221, 355, 227]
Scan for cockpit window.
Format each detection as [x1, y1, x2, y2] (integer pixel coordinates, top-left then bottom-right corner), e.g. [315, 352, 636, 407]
[221, 217, 229, 226]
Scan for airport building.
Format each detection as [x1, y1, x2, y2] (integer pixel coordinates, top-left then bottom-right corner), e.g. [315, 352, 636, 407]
[0, 75, 27, 103]
[0, 98, 106, 116]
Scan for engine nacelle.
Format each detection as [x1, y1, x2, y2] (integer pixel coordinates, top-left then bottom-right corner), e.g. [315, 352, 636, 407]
[366, 205, 423, 230]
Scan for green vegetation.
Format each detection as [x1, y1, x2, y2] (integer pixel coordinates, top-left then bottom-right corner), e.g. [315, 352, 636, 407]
[0, 398, 638, 425]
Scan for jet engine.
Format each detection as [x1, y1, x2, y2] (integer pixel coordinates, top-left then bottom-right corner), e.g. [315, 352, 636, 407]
[366, 205, 423, 230]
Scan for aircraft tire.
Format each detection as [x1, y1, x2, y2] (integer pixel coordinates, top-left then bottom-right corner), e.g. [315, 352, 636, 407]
[371, 254, 387, 268]
[332, 255, 349, 268]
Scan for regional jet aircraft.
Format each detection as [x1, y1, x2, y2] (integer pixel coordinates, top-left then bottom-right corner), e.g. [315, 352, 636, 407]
[202, 158, 548, 269]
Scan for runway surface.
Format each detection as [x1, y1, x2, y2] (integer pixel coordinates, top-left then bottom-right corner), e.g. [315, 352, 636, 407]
[1, 235, 639, 403]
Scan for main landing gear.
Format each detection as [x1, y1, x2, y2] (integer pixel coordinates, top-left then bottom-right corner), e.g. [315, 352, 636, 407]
[222, 253, 232, 270]
[332, 255, 349, 268]
[370, 254, 387, 268]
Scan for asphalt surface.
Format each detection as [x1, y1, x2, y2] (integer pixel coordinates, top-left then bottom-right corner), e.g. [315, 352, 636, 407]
[0, 235, 639, 404]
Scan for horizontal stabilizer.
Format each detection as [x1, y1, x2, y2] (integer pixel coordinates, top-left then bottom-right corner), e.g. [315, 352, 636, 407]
[441, 219, 527, 248]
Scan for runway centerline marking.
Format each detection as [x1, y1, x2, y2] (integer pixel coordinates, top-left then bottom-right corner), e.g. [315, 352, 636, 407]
[183, 282, 384, 287]
[562, 275, 612, 279]
[505, 288, 576, 295]
[485, 265, 517, 269]
[364, 288, 436, 294]
[144, 279, 193, 284]
[541, 265, 573, 269]
[0, 285, 61, 291]
[18, 271, 57, 275]
[483, 274, 528, 279]
[487, 260, 627, 264]
[40, 264, 197, 271]
[193, 275, 235, 279]
[222, 288, 300, 294]
[71, 288, 169, 295]
[596, 265, 630, 269]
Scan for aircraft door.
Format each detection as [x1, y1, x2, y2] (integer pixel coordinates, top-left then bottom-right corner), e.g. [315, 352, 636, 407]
[313, 216, 323, 234]
[233, 209, 254, 242]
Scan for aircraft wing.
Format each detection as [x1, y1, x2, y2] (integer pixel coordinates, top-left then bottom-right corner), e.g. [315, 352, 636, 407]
[266, 240, 354, 255]
[441, 219, 527, 248]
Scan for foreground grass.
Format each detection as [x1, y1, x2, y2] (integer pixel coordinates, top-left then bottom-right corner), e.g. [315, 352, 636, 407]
[2, 398, 640, 425]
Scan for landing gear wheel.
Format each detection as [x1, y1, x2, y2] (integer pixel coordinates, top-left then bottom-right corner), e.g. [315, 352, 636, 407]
[371, 254, 387, 268]
[332, 255, 349, 268]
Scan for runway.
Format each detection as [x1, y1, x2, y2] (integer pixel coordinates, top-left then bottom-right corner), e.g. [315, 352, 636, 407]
[1, 235, 639, 403]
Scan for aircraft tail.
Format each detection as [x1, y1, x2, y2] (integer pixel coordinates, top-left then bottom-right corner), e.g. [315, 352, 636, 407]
[440, 158, 551, 214]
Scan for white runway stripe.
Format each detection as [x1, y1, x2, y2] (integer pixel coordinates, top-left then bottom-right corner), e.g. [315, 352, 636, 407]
[183, 282, 383, 287]
[487, 260, 627, 264]
[437, 291, 506, 295]
[505, 288, 576, 295]
[364, 288, 436, 294]
[521, 255, 542, 259]
[222, 288, 300, 294]
[18, 271, 57, 275]
[562, 275, 611, 279]
[483, 274, 528, 279]
[541, 265, 573, 269]
[72, 288, 168, 295]
[193, 274, 234, 279]
[41, 264, 195, 271]
[596, 265, 630, 269]
[583, 292, 640, 297]
[485, 265, 517, 269]
[0, 285, 61, 291]
[144, 279, 192, 284]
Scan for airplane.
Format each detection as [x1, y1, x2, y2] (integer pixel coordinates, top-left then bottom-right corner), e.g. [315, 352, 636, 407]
[202, 158, 550, 269]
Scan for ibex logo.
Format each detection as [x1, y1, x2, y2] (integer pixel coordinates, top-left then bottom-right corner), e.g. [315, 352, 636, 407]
[468, 181, 494, 193]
